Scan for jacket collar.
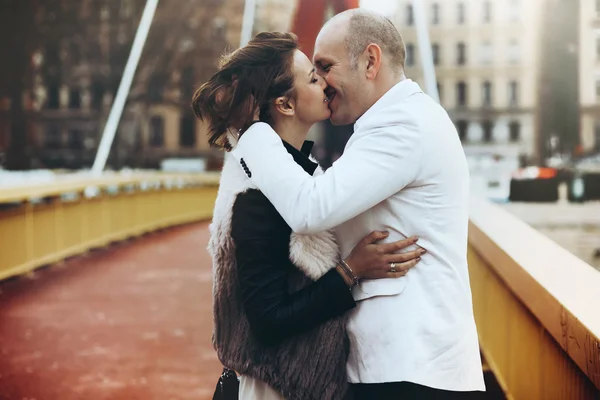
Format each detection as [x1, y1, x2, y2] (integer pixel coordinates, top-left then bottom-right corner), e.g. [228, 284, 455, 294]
[354, 79, 422, 131]
[282, 140, 317, 175]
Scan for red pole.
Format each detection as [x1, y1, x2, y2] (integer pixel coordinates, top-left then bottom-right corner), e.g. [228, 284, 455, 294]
[290, 0, 359, 59]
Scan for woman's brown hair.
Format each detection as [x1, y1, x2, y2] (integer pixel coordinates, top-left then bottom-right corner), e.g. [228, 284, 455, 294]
[191, 32, 298, 150]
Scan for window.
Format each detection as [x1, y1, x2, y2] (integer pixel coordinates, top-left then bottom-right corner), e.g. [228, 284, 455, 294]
[432, 3, 440, 25]
[595, 121, 600, 151]
[70, 42, 81, 65]
[480, 42, 492, 65]
[213, 17, 227, 38]
[179, 114, 196, 148]
[456, 120, 468, 141]
[508, 40, 520, 64]
[83, 131, 97, 150]
[68, 129, 83, 149]
[482, 81, 492, 107]
[45, 126, 61, 148]
[92, 81, 105, 110]
[406, 43, 415, 67]
[483, 1, 492, 23]
[100, 5, 109, 20]
[482, 121, 493, 142]
[120, 0, 133, 18]
[458, 2, 466, 24]
[457, 42, 466, 65]
[457, 81, 467, 107]
[407, 5, 414, 25]
[0, 122, 7, 150]
[81, 0, 91, 19]
[432, 43, 440, 65]
[47, 84, 60, 109]
[509, 121, 521, 142]
[509, 81, 519, 107]
[149, 116, 164, 147]
[148, 74, 166, 103]
[509, 0, 520, 22]
[68, 89, 81, 109]
[180, 66, 194, 101]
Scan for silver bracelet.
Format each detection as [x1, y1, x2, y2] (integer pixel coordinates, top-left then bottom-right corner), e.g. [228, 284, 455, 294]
[340, 259, 360, 286]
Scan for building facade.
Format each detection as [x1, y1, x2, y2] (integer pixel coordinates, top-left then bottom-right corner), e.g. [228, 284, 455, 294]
[12, 0, 243, 171]
[126, 0, 244, 169]
[254, 0, 297, 33]
[580, 0, 600, 153]
[392, 0, 543, 162]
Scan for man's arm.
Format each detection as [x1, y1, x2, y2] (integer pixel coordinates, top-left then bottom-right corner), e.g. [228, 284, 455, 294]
[232, 121, 422, 233]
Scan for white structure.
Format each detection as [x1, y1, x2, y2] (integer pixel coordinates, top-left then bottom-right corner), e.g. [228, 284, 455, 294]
[580, 0, 600, 152]
[253, 0, 297, 33]
[392, 0, 544, 161]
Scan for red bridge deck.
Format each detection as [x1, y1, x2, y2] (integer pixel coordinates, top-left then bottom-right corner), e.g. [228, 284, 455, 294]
[0, 222, 220, 400]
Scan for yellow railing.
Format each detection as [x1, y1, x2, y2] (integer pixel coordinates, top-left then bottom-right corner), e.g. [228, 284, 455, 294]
[3, 173, 600, 399]
[468, 197, 600, 399]
[0, 172, 219, 281]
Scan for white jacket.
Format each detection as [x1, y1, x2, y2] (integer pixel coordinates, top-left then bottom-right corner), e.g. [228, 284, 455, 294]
[231, 79, 485, 391]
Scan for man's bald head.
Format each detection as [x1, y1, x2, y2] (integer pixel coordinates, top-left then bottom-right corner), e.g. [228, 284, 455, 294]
[319, 9, 405, 71]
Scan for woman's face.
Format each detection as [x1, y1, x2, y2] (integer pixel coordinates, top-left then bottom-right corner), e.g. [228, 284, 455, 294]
[290, 50, 331, 124]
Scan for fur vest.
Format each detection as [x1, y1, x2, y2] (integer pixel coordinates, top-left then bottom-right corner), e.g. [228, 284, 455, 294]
[208, 136, 349, 400]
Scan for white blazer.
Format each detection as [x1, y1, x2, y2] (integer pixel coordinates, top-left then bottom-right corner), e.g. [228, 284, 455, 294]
[231, 80, 486, 391]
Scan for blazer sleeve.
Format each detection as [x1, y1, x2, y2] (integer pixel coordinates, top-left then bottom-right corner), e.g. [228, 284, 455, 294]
[231, 190, 356, 345]
[230, 121, 422, 234]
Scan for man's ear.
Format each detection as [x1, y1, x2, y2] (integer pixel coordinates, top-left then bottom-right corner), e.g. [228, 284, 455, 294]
[364, 43, 382, 80]
[274, 96, 295, 117]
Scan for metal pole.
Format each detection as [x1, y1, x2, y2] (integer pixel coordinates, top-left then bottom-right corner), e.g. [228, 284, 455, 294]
[412, 0, 439, 103]
[91, 0, 160, 175]
[240, 0, 257, 47]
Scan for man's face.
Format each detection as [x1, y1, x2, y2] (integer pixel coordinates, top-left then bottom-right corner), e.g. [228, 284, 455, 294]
[313, 33, 363, 126]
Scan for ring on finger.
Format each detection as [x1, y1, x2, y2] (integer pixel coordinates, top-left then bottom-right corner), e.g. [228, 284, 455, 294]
[390, 262, 396, 273]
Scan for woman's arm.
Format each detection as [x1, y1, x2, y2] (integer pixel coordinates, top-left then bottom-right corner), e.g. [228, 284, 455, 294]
[231, 190, 356, 346]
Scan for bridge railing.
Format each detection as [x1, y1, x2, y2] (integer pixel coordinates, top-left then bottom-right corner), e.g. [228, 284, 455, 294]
[469, 197, 600, 399]
[0, 172, 219, 281]
[2, 174, 600, 399]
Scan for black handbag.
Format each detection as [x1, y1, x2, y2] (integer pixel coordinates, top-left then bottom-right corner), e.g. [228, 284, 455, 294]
[213, 367, 240, 400]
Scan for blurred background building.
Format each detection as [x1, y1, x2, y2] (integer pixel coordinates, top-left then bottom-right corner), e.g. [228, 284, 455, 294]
[0, 0, 243, 171]
[0, 0, 598, 174]
[580, 0, 600, 154]
[393, 0, 541, 163]
[254, 0, 296, 32]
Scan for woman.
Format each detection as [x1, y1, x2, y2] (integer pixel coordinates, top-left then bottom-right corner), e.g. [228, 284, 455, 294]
[193, 32, 422, 400]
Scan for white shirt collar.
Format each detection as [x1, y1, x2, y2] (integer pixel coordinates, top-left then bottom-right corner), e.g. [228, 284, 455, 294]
[354, 79, 422, 131]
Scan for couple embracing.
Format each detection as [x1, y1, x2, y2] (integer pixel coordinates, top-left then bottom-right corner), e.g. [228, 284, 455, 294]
[194, 9, 485, 400]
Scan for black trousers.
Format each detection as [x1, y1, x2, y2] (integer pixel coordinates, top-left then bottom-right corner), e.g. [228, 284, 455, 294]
[352, 382, 485, 400]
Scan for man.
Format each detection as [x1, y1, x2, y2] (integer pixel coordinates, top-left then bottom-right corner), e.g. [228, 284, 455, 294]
[231, 9, 485, 399]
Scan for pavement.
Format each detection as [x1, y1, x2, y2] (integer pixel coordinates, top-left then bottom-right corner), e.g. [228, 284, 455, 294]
[0, 222, 220, 400]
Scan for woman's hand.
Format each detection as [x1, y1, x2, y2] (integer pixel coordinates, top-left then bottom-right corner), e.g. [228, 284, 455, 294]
[344, 231, 424, 281]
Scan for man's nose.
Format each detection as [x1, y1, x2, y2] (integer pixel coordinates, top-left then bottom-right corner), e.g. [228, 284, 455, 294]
[319, 76, 328, 90]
